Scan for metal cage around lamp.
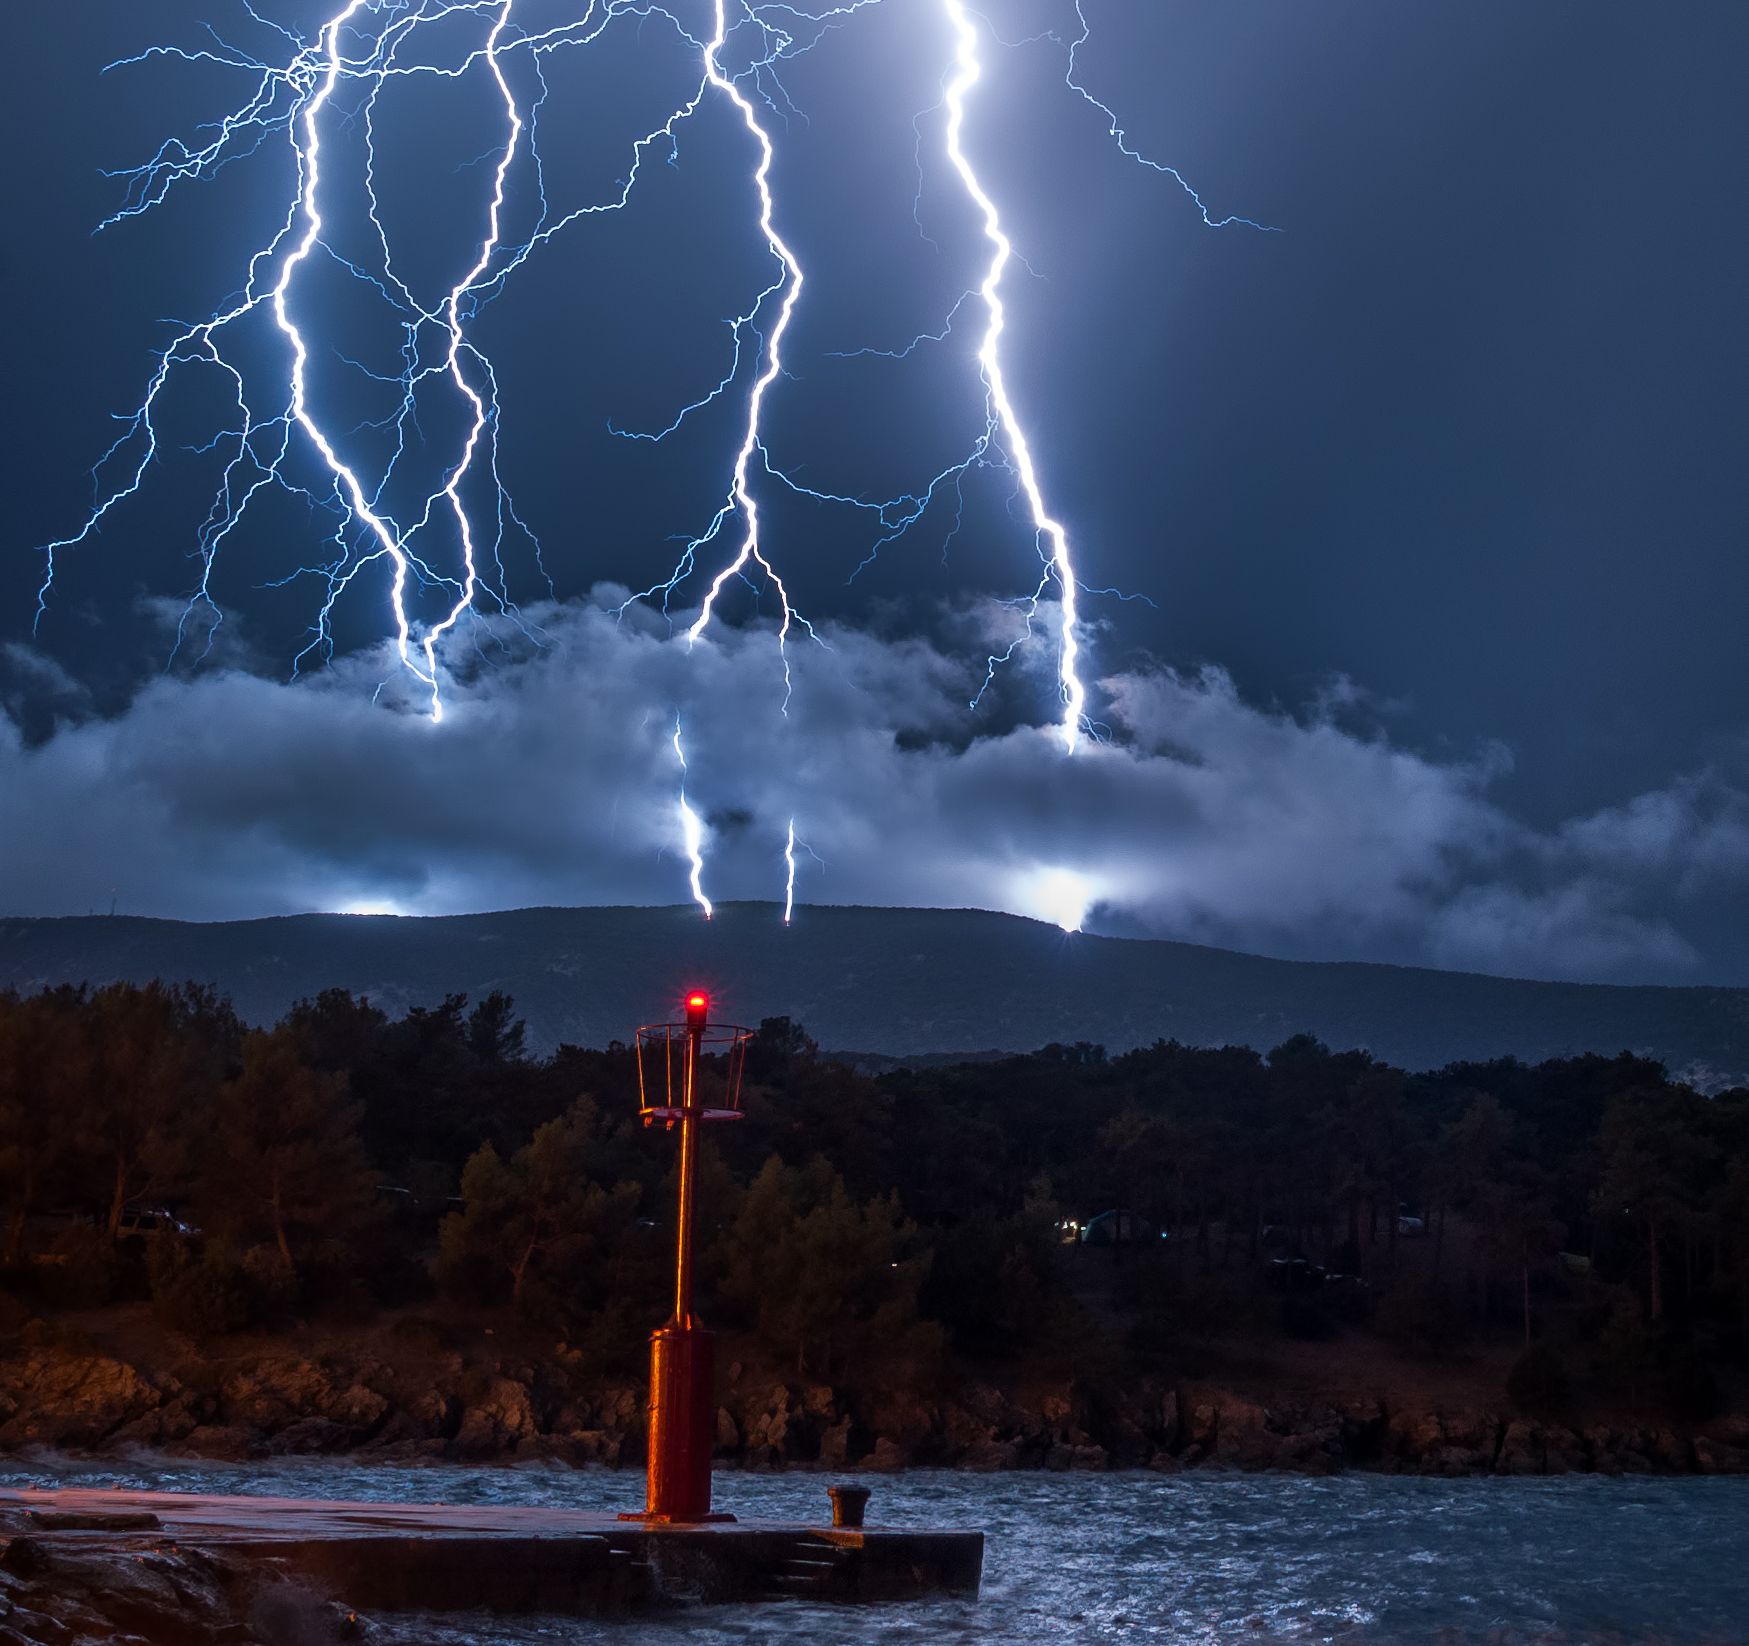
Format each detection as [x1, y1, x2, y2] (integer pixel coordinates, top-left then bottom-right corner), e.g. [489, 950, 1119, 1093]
[635, 1018, 752, 1127]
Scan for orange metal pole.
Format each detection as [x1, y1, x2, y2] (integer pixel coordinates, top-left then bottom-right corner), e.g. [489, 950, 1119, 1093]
[672, 1019, 701, 1328]
[637, 1005, 721, 1522]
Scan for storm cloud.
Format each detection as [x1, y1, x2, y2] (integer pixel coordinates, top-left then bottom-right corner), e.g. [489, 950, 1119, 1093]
[2, 597, 1740, 986]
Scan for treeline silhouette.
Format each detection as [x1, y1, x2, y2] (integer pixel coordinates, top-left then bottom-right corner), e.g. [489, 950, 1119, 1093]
[2, 981, 1746, 1413]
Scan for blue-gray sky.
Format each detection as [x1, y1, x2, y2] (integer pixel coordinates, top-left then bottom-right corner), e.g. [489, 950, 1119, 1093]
[3, 1, 1746, 983]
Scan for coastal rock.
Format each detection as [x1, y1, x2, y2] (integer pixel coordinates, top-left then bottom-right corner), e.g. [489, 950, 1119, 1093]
[1208, 1397, 1275, 1468]
[590, 1385, 640, 1436]
[0, 1354, 161, 1449]
[574, 1428, 625, 1467]
[1042, 1440, 1108, 1471]
[1693, 1437, 1749, 1475]
[1493, 1419, 1584, 1475]
[1184, 1401, 1221, 1451]
[740, 1385, 797, 1461]
[961, 1437, 1022, 1471]
[1153, 1389, 1181, 1451]
[817, 1415, 853, 1468]
[866, 1391, 937, 1451]
[407, 1387, 460, 1439]
[453, 1377, 536, 1457]
[800, 1383, 836, 1420]
[108, 1390, 208, 1450]
[0, 1518, 286, 1645]
[1496, 1420, 1542, 1475]
[1202, 1394, 1345, 1472]
[1542, 1429, 1585, 1474]
[1641, 1429, 1693, 1471]
[324, 1381, 390, 1432]
[864, 1437, 910, 1471]
[220, 1355, 332, 1428]
[178, 1423, 264, 1461]
[1387, 1411, 1444, 1464]
[1337, 1397, 1388, 1463]
[218, 1356, 390, 1446]
[515, 1427, 620, 1469]
[269, 1417, 358, 1456]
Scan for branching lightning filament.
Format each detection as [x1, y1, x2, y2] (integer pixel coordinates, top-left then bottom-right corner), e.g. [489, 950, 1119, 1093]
[36, 0, 1271, 914]
[940, 0, 1084, 752]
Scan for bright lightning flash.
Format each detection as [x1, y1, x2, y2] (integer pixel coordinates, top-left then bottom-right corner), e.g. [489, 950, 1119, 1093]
[1030, 867, 1094, 934]
[673, 719, 713, 919]
[37, 0, 1268, 917]
[683, 0, 804, 689]
[940, 0, 1084, 753]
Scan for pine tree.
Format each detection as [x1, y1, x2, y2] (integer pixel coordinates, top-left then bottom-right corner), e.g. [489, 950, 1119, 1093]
[202, 1027, 374, 1273]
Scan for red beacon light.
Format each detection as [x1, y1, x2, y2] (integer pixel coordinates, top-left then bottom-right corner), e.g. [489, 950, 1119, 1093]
[634, 995, 748, 1130]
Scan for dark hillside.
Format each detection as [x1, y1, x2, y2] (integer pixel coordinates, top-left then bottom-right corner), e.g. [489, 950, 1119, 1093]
[0, 903, 1744, 1079]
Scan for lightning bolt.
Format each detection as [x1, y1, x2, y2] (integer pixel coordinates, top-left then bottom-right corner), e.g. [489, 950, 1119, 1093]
[783, 818, 797, 924]
[683, 0, 803, 673]
[940, 0, 1084, 752]
[38, 0, 675, 711]
[673, 718, 713, 919]
[36, 0, 1270, 915]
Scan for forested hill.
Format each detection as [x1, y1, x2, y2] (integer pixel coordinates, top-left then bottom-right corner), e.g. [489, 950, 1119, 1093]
[0, 903, 1744, 1081]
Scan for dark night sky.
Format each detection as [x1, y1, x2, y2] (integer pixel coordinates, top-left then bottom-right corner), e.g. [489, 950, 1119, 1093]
[2, 1, 1746, 985]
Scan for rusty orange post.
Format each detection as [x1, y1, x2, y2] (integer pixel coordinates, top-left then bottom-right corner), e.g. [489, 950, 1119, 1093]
[626, 990, 740, 1524]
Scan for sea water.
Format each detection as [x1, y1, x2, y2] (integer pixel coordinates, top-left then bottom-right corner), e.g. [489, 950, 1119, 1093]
[4, 1459, 1746, 1644]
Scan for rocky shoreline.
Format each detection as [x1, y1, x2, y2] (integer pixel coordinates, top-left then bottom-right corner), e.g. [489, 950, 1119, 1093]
[1, 1327, 1746, 1481]
[0, 1522, 359, 1646]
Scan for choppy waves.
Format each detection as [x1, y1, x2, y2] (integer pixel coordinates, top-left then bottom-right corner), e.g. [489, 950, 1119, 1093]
[4, 1459, 1746, 1643]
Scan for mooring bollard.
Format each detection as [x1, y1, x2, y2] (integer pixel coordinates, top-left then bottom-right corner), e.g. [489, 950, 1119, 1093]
[827, 1485, 871, 1529]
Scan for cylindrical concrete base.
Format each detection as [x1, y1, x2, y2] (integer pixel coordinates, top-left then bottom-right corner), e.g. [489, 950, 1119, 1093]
[645, 1324, 716, 1521]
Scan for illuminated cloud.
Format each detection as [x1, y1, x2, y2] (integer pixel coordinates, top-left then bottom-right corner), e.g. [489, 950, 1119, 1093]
[0, 595, 1741, 987]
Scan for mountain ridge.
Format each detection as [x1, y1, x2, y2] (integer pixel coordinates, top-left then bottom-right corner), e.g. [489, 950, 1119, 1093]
[0, 903, 1744, 1082]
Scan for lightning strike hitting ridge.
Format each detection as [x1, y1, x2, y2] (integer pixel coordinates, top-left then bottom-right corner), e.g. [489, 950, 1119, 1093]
[673, 719, 713, 919]
[35, 0, 1270, 916]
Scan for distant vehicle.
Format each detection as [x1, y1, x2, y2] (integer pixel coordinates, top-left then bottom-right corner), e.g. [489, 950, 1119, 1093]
[1396, 1214, 1426, 1237]
[117, 1204, 197, 1239]
[1078, 1209, 1160, 1247]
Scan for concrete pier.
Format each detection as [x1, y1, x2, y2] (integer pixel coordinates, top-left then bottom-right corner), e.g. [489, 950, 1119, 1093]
[0, 1485, 983, 1613]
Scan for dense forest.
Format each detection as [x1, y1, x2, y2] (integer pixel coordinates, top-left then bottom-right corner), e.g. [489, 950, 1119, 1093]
[2, 980, 1747, 1424]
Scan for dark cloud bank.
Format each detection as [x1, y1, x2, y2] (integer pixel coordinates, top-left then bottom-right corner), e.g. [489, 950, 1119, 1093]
[3, 596, 1745, 987]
